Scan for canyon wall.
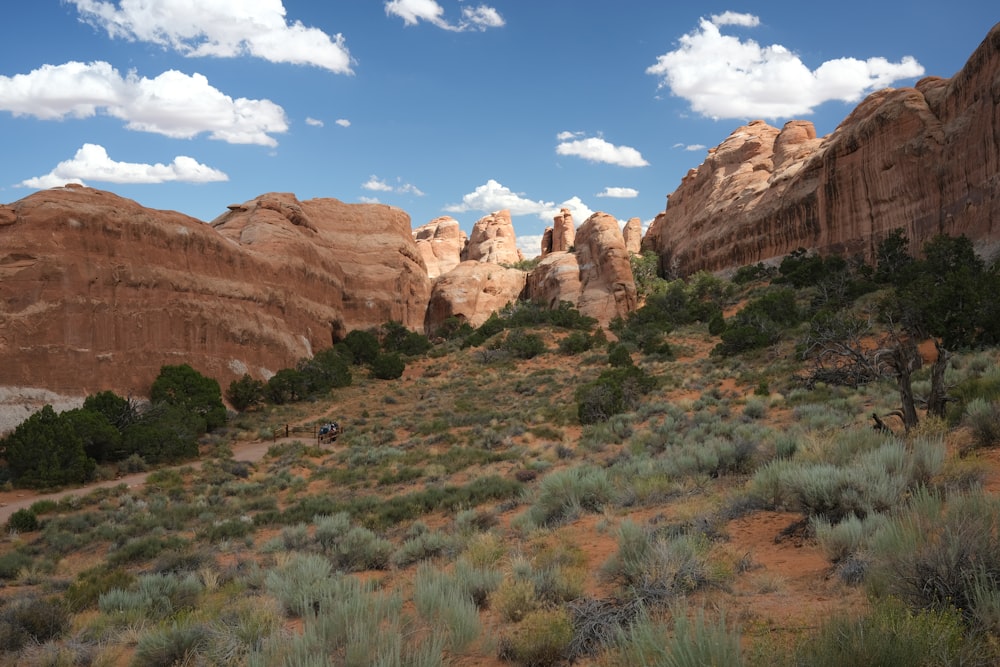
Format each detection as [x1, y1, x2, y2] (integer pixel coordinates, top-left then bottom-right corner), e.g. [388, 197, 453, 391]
[644, 23, 1000, 276]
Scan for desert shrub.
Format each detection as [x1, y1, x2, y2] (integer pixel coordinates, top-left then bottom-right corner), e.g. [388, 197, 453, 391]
[226, 374, 266, 411]
[343, 329, 381, 365]
[576, 366, 656, 424]
[610, 604, 742, 667]
[265, 553, 335, 618]
[501, 607, 573, 667]
[65, 566, 135, 611]
[812, 512, 889, 567]
[491, 578, 538, 623]
[391, 529, 460, 568]
[499, 330, 547, 359]
[121, 403, 200, 464]
[133, 619, 210, 667]
[7, 508, 38, 533]
[150, 363, 226, 431]
[963, 398, 1000, 451]
[333, 526, 393, 571]
[713, 286, 801, 356]
[601, 521, 712, 602]
[0, 551, 32, 580]
[454, 559, 502, 609]
[205, 596, 283, 666]
[264, 368, 308, 404]
[0, 596, 70, 651]
[868, 488, 1000, 630]
[523, 466, 615, 527]
[2, 405, 96, 488]
[370, 352, 405, 380]
[607, 342, 634, 368]
[380, 320, 432, 356]
[413, 564, 481, 652]
[558, 330, 595, 355]
[795, 597, 968, 667]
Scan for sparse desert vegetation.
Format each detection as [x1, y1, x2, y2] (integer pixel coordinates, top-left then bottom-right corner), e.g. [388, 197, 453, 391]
[1, 234, 1000, 665]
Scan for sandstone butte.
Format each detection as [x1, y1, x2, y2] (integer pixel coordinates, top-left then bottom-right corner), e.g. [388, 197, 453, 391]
[643, 22, 1000, 276]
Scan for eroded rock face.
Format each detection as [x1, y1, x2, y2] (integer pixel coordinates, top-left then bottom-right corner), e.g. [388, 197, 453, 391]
[527, 212, 637, 325]
[463, 209, 524, 265]
[644, 23, 1000, 275]
[0, 186, 430, 399]
[425, 261, 527, 330]
[623, 217, 643, 255]
[413, 216, 466, 279]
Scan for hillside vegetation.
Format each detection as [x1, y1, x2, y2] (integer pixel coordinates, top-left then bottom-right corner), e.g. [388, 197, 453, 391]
[1, 232, 1000, 666]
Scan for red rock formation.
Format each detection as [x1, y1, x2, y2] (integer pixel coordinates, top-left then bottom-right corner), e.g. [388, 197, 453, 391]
[425, 261, 527, 330]
[622, 217, 642, 255]
[644, 23, 1000, 275]
[526, 212, 637, 325]
[413, 216, 466, 279]
[462, 209, 524, 265]
[0, 186, 430, 399]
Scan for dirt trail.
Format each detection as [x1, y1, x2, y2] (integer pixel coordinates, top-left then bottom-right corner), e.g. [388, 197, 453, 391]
[0, 437, 295, 525]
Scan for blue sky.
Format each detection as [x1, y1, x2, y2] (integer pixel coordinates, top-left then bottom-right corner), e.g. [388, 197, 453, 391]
[1, 1, 996, 257]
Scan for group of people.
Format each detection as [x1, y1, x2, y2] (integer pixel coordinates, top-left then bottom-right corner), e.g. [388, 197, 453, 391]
[318, 421, 340, 443]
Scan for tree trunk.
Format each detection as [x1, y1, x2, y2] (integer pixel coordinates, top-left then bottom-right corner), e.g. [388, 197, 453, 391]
[926, 340, 952, 419]
[891, 338, 921, 431]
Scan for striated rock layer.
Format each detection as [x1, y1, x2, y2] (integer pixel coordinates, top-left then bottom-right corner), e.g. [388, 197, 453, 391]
[526, 212, 637, 325]
[644, 23, 1000, 276]
[0, 186, 430, 398]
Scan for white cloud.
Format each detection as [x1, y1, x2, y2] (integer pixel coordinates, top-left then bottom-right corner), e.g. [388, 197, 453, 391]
[385, 0, 504, 32]
[362, 175, 424, 196]
[21, 143, 227, 188]
[556, 130, 579, 141]
[68, 0, 353, 73]
[445, 179, 553, 216]
[647, 14, 925, 120]
[596, 187, 639, 199]
[538, 197, 595, 225]
[710, 11, 759, 27]
[556, 134, 649, 167]
[673, 142, 706, 151]
[305, 117, 324, 127]
[359, 195, 381, 204]
[517, 234, 544, 259]
[0, 61, 287, 146]
[335, 118, 351, 127]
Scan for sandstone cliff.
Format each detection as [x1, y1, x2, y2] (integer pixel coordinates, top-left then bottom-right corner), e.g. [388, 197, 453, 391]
[526, 212, 637, 325]
[0, 186, 430, 399]
[644, 23, 1000, 276]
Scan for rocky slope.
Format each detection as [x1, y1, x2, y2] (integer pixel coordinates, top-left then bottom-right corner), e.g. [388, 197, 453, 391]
[643, 23, 1000, 276]
[0, 186, 429, 399]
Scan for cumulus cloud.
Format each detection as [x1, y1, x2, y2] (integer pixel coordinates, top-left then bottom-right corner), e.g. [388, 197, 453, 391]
[517, 234, 544, 259]
[21, 143, 227, 188]
[0, 61, 287, 146]
[305, 117, 324, 127]
[647, 13, 925, 119]
[68, 0, 353, 73]
[445, 179, 553, 216]
[673, 142, 706, 151]
[335, 118, 351, 127]
[362, 175, 424, 196]
[538, 196, 595, 225]
[385, 0, 504, 32]
[596, 187, 639, 199]
[556, 133, 649, 167]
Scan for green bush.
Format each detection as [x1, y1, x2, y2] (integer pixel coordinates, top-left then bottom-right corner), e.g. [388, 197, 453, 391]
[413, 564, 481, 652]
[150, 363, 226, 431]
[265, 367, 308, 404]
[227, 374, 265, 411]
[558, 330, 595, 355]
[370, 352, 406, 380]
[601, 522, 712, 601]
[501, 330, 547, 359]
[0, 551, 32, 580]
[2, 405, 96, 488]
[963, 398, 1000, 451]
[7, 508, 38, 533]
[491, 578, 538, 623]
[65, 566, 136, 611]
[343, 329, 381, 365]
[133, 619, 209, 667]
[0, 596, 70, 650]
[121, 404, 199, 464]
[576, 366, 656, 424]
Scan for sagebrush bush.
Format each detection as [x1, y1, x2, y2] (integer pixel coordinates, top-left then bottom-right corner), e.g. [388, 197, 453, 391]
[413, 564, 481, 652]
[502, 607, 573, 667]
[963, 398, 1000, 451]
[601, 521, 713, 601]
[523, 465, 615, 527]
[134, 619, 210, 667]
[0, 595, 70, 650]
[491, 578, 538, 623]
[611, 604, 742, 667]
